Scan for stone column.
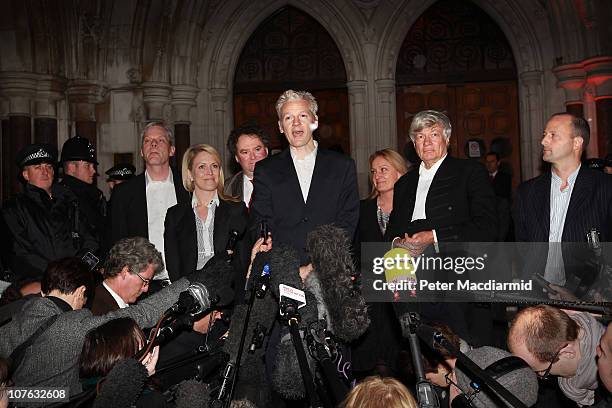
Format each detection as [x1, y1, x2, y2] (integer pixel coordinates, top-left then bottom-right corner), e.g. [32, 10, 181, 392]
[553, 62, 586, 119]
[1, 100, 9, 201]
[210, 88, 230, 164]
[347, 80, 370, 195]
[519, 70, 545, 179]
[0, 72, 37, 197]
[584, 56, 612, 157]
[143, 82, 171, 122]
[34, 76, 65, 147]
[171, 85, 198, 168]
[66, 80, 107, 155]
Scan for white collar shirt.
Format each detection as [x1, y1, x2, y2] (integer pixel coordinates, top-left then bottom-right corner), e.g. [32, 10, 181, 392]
[242, 174, 254, 207]
[145, 169, 177, 280]
[411, 154, 447, 222]
[290, 140, 318, 202]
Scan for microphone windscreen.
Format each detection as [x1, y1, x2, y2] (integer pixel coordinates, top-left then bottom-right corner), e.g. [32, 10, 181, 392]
[230, 399, 258, 408]
[306, 225, 369, 341]
[93, 358, 147, 408]
[455, 346, 538, 408]
[269, 244, 302, 299]
[174, 380, 210, 408]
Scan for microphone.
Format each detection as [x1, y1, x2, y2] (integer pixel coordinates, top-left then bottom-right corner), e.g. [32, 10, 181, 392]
[252, 252, 271, 298]
[225, 229, 240, 261]
[93, 358, 148, 408]
[164, 282, 212, 316]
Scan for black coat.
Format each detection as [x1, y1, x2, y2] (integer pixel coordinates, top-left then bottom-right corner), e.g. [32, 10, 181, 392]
[110, 169, 189, 244]
[352, 198, 403, 373]
[164, 198, 248, 282]
[60, 175, 108, 254]
[513, 166, 612, 291]
[491, 171, 512, 201]
[1, 183, 99, 280]
[386, 156, 498, 242]
[249, 148, 360, 263]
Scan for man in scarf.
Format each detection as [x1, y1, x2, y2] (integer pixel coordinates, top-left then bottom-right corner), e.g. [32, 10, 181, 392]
[508, 304, 605, 407]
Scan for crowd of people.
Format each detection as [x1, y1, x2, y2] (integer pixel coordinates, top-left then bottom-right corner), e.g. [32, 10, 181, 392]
[0, 88, 611, 407]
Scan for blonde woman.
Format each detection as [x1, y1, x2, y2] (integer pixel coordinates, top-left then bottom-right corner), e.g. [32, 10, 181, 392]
[353, 149, 408, 378]
[164, 144, 248, 282]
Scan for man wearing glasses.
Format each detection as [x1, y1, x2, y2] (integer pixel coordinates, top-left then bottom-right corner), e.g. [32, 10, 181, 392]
[90, 237, 158, 315]
[508, 304, 605, 406]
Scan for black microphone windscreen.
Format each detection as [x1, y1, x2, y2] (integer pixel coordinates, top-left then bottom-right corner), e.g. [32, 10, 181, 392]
[269, 244, 302, 299]
[93, 358, 147, 408]
[174, 380, 210, 408]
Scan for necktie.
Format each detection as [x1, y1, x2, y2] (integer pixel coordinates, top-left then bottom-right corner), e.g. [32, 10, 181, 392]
[248, 179, 254, 210]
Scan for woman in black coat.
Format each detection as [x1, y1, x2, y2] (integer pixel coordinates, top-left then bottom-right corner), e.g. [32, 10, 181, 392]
[164, 144, 248, 283]
[353, 148, 409, 379]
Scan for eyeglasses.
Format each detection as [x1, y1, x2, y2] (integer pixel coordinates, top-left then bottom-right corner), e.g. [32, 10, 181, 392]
[535, 344, 567, 379]
[135, 272, 151, 287]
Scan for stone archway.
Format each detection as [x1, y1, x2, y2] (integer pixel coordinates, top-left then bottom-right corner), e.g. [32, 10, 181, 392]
[374, 0, 552, 180]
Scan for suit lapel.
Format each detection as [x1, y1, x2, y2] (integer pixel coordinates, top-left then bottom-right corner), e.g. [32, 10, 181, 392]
[563, 167, 590, 240]
[280, 149, 306, 207]
[213, 200, 229, 253]
[533, 173, 551, 239]
[305, 149, 329, 208]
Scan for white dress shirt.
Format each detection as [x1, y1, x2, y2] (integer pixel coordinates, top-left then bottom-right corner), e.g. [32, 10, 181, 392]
[193, 192, 220, 270]
[103, 281, 128, 309]
[145, 169, 177, 280]
[411, 155, 446, 248]
[290, 140, 318, 202]
[544, 165, 580, 285]
[242, 174, 254, 208]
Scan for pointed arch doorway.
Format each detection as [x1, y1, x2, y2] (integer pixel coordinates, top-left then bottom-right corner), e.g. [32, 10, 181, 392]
[396, 0, 521, 190]
[233, 7, 350, 158]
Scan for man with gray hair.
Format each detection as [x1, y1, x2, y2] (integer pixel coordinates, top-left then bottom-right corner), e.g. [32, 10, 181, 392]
[387, 110, 497, 342]
[249, 89, 359, 264]
[110, 122, 189, 291]
[90, 237, 162, 315]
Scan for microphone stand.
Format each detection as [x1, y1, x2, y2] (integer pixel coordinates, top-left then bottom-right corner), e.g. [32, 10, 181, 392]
[280, 300, 324, 408]
[417, 323, 527, 408]
[399, 313, 440, 408]
[210, 278, 256, 408]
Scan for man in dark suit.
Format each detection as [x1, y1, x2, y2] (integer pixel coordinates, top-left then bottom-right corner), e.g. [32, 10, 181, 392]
[485, 152, 512, 201]
[386, 110, 498, 343]
[514, 113, 612, 298]
[110, 121, 189, 290]
[250, 90, 359, 264]
[90, 237, 157, 315]
[225, 124, 270, 208]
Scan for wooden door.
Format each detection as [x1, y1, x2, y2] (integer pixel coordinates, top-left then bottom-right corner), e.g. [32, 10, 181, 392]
[396, 81, 520, 191]
[234, 89, 350, 154]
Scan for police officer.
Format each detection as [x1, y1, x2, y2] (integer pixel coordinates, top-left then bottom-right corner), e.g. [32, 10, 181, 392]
[1, 144, 99, 281]
[60, 136, 107, 256]
[105, 163, 135, 191]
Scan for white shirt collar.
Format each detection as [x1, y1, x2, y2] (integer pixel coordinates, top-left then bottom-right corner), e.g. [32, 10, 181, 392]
[102, 281, 129, 309]
[145, 168, 173, 186]
[290, 140, 318, 161]
[551, 164, 580, 188]
[419, 154, 447, 176]
[192, 191, 220, 208]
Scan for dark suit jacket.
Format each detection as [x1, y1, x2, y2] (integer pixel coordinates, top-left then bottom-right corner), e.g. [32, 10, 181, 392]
[359, 198, 384, 242]
[514, 167, 612, 242]
[513, 167, 612, 288]
[90, 284, 120, 316]
[164, 198, 248, 282]
[491, 171, 512, 201]
[110, 169, 189, 244]
[387, 156, 498, 242]
[250, 148, 360, 263]
[224, 171, 245, 201]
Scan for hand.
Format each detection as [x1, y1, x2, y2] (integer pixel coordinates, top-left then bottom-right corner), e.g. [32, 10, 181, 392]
[547, 284, 579, 302]
[394, 231, 434, 257]
[141, 345, 159, 377]
[299, 263, 313, 283]
[250, 234, 273, 262]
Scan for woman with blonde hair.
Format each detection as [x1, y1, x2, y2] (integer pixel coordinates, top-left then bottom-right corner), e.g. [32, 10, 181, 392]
[341, 376, 418, 408]
[353, 149, 408, 378]
[164, 144, 248, 282]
